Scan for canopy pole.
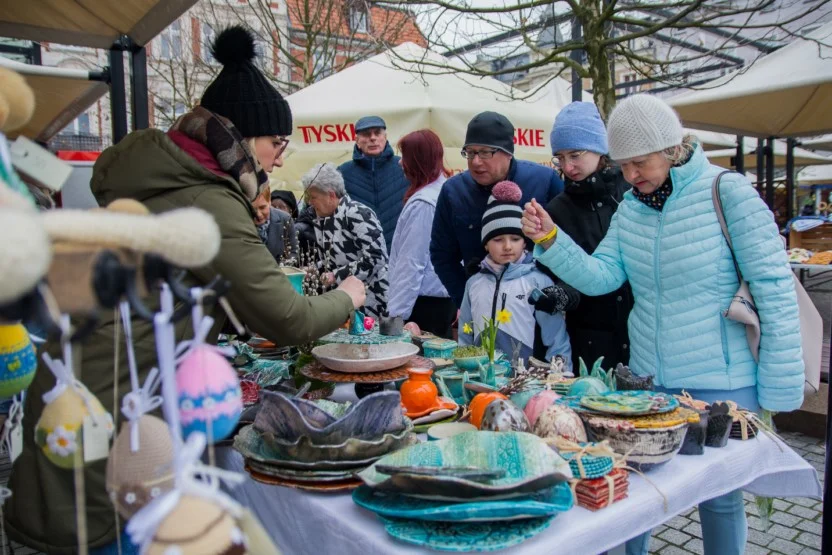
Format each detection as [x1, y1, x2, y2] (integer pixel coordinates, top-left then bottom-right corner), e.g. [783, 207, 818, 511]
[130, 42, 149, 131]
[571, 17, 583, 102]
[756, 138, 765, 197]
[825, 334, 832, 554]
[785, 138, 796, 222]
[735, 135, 744, 175]
[765, 137, 775, 210]
[109, 45, 128, 144]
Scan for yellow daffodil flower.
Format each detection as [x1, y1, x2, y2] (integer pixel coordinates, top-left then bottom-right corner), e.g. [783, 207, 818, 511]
[496, 309, 512, 325]
[462, 322, 473, 335]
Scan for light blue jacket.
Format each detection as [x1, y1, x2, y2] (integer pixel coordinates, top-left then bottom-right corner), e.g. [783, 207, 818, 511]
[459, 254, 572, 369]
[536, 146, 803, 412]
[387, 175, 450, 319]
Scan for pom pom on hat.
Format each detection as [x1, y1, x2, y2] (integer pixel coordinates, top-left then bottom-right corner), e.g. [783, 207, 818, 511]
[491, 181, 523, 203]
[211, 26, 256, 66]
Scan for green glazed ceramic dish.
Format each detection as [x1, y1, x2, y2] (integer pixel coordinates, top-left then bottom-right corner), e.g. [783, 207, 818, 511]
[579, 391, 680, 416]
[380, 516, 554, 552]
[353, 482, 573, 522]
[357, 431, 572, 501]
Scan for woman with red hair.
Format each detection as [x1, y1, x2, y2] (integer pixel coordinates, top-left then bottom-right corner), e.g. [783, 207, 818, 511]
[388, 129, 456, 337]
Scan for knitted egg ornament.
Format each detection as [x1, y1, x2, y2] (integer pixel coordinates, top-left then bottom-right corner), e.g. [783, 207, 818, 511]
[35, 382, 113, 468]
[106, 414, 175, 519]
[0, 323, 36, 397]
[491, 181, 523, 203]
[176, 346, 242, 442]
[144, 495, 247, 555]
[533, 404, 587, 444]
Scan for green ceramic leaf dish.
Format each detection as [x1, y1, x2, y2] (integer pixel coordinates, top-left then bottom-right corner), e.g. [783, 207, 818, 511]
[579, 391, 679, 416]
[380, 516, 554, 552]
[357, 431, 572, 501]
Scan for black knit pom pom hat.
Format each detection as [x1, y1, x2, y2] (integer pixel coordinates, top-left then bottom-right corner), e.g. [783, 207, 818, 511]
[200, 26, 293, 137]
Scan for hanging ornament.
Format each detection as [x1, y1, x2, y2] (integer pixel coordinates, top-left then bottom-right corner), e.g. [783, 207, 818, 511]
[126, 433, 249, 555]
[174, 305, 241, 443]
[35, 320, 114, 468]
[0, 323, 36, 397]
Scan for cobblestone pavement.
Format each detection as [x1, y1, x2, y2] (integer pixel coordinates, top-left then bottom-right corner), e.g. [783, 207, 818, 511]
[0, 430, 824, 554]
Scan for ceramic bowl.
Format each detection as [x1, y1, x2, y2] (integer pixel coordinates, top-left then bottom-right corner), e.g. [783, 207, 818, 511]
[311, 342, 419, 373]
[480, 399, 531, 433]
[262, 421, 417, 463]
[357, 431, 573, 501]
[279, 266, 306, 296]
[254, 390, 406, 444]
[582, 417, 688, 471]
[426, 422, 476, 441]
[378, 516, 554, 552]
[453, 354, 490, 372]
[434, 365, 509, 403]
[234, 425, 383, 470]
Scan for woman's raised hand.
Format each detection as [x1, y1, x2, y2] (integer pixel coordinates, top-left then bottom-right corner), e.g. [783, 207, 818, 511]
[521, 199, 555, 243]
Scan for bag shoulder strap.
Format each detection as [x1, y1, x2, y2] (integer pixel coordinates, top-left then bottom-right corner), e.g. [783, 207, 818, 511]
[711, 170, 744, 282]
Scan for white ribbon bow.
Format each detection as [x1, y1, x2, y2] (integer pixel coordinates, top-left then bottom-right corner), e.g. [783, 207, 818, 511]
[41, 353, 104, 427]
[126, 432, 244, 550]
[121, 368, 163, 453]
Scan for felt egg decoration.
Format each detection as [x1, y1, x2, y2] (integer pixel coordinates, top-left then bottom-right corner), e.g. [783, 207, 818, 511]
[145, 495, 247, 555]
[35, 385, 114, 468]
[533, 404, 587, 443]
[106, 415, 175, 519]
[176, 346, 242, 442]
[0, 323, 36, 397]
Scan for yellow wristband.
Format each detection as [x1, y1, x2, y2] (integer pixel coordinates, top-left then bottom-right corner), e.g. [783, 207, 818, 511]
[533, 226, 558, 245]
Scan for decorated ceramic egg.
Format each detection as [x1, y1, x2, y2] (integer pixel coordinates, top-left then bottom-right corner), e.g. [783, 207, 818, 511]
[145, 495, 247, 555]
[35, 385, 114, 468]
[0, 323, 36, 397]
[480, 399, 531, 433]
[468, 391, 508, 429]
[524, 390, 561, 428]
[533, 404, 587, 443]
[568, 377, 610, 397]
[176, 346, 242, 442]
[106, 415, 175, 519]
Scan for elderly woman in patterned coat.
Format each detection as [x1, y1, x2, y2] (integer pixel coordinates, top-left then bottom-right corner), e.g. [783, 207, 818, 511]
[302, 162, 389, 317]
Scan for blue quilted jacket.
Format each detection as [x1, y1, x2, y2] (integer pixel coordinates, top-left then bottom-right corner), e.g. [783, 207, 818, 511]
[338, 142, 410, 250]
[536, 146, 804, 412]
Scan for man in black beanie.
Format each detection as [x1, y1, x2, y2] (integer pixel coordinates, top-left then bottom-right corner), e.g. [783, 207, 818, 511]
[430, 111, 563, 307]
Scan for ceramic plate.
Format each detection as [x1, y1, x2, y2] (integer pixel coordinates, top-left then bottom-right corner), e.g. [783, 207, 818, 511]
[357, 431, 572, 501]
[380, 516, 553, 552]
[234, 425, 382, 470]
[245, 465, 363, 492]
[317, 326, 412, 345]
[411, 408, 458, 426]
[579, 391, 679, 416]
[353, 482, 572, 522]
[312, 343, 420, 373]
[246, 459, 360, 482]
[261, 423, 417, 463]
[300, 362, 409, 384]
[406, 398, 459, 419]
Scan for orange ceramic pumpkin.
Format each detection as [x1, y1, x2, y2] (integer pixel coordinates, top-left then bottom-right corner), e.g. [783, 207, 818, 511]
[400, 368, 439, 414]
[469, 392, 508, 429]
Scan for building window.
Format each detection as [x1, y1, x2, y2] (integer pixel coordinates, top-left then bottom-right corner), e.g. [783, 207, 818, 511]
[349, 7, 369, 33]
[59, 112, 92, 135]
[202, 22, 217, 64]
[160, 20, 182, 60]
[624, 73, 638, 95]
[311, 47, 333, 81]
[155, 99, 187, 128]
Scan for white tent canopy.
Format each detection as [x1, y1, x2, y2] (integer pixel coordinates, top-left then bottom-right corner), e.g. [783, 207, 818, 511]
[799, 165, 832, 185]
[669, 22, 832, 137]
[275, 43, 581, 192]
[705, 142, 831, 169]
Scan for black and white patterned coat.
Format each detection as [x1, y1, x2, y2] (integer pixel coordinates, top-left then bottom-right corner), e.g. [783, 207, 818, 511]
[313, 195, 389, 317]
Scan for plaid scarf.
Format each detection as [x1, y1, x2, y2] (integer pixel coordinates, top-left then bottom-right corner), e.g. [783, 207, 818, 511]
[170, 106, 268, 202]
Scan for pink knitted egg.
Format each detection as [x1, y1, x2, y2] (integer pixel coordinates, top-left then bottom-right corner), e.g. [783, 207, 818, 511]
[524, 389, 561, 428]
[176, 346, 241, 442]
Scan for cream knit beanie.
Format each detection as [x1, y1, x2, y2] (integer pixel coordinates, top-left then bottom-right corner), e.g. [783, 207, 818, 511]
[607, 94, 684, 161]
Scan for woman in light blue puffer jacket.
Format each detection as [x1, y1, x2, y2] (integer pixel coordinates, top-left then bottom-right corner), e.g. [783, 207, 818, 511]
[522, 94, 803, 555]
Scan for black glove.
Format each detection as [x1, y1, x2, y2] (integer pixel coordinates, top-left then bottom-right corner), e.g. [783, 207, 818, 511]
[529, 284, 580, 313]
[464, 257, 484, 279]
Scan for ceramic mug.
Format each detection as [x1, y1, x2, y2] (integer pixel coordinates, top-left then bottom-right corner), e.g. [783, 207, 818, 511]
[400, 368, 439, 414]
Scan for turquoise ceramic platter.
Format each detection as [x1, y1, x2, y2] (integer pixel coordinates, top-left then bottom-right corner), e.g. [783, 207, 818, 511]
[317, 326, 411, 345]
[380, 516, 553, 552]
[356, 431, 573, 501]
[233, 425, 381, 470]
[352, 482, 573, 522]
[579, 391, 679, 415]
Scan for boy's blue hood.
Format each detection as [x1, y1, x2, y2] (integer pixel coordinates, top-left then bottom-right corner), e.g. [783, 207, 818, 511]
[479, 252, 536, 279]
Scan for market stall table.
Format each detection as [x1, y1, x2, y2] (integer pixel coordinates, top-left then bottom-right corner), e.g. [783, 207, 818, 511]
[791, 263, 832, 293]
[215, 431, 820, 554]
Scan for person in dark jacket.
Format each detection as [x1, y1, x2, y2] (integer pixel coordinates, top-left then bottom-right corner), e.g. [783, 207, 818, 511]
[430, 111, 563, 307]
[338, 115, 410, 251]
[271, 188, 299, 219]
[253, 183, 298, 264]
[545, 102, 634, 368]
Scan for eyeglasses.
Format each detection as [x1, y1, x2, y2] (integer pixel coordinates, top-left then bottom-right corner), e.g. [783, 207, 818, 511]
[552, 150, 587, 169]
[461, 148, 499, 161]
[276, 137, 290, 157]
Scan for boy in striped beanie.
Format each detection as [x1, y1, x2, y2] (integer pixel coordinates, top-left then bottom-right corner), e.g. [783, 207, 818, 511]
[458, 181, 573, 368]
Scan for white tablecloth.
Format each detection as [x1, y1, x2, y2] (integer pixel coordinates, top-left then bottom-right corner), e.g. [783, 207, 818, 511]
[215, 433, 821, 554]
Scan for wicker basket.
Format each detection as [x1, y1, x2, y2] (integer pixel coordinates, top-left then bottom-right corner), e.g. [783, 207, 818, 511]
[581, 417, 688, 471]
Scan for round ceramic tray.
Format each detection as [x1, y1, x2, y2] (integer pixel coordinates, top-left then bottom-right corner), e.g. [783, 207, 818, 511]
[312, 342, 420, 373]
[245, 465, 363, 492]
[581, 407, 699, 429]
[579, 391, 679, 416]
[317, 326, 412, 345]
[299, 356, 434, 384]
[246, 459, 361, 482]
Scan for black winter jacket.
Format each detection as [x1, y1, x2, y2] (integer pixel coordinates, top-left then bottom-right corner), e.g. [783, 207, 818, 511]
[545, 167, 634, 368]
